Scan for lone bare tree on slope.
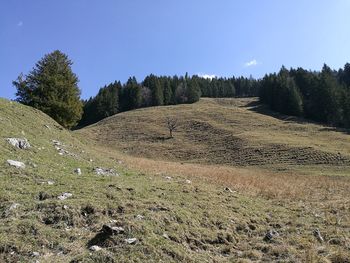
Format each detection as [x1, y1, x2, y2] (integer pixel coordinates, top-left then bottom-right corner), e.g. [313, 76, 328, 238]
[165, 117, 178, 138]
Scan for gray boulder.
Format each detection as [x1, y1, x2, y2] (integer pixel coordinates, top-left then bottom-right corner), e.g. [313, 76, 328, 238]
[94, 167, 119, 176]
[6, 138, 30, 149]
[7, 160, 25, 169]
[102, 224, 125, 235]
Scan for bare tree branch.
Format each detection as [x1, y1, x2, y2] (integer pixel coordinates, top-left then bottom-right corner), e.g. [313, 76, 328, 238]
[165, 116, 178, 138]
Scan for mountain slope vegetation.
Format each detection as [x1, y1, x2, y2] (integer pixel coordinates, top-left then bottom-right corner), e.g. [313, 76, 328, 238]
[0, 98, 349, 262]
[79, 98, 350, 175]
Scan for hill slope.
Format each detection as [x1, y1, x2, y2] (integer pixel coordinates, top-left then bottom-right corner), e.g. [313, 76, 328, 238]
[0, 98, 349, 262]
[79, 98, 350, 175]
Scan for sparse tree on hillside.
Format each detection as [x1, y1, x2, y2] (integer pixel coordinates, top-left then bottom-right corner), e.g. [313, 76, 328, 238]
[13, 50, 83, 129]
[165, 116, 178, 138]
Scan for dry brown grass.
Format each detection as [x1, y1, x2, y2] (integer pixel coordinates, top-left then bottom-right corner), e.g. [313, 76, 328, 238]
[78, 97, 350, 201]
[1, 98, 349, 262]
[78, 98, 350, 169]
[91, 144, 350, 202]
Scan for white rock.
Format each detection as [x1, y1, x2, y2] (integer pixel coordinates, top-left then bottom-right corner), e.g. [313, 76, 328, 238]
[313, 229, 324, 242]
[224, 187, 234, 193]
[74, 168, 82, 175]
[6, 138, 30, 149]
[135, 214, 144, 220]
[94, 167, 119, 176]
[7, 160, 25, 169]
[47, 181, 55, 185]
[32, 251, 40, 257]
[185, 180, 192, 184]
[111, 226, 125, 233]
[125, 238, 137, 244]
[52, 140, 62, 146]
[165, 176, 172, 180]
[9, 203, 20, 210]
[57, 193, 73, 200]
[89, 245, 102, 252]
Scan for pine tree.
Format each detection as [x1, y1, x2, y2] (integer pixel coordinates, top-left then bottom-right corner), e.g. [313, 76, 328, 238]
[186, 76, 201, 103]
[163, 78, 173, 105]
[120, 77, 142, 111]
[284, 78, 303, 116]
[143, 74, 164, 106]
[13, 50, 83, 129]
[317, 65, 342, 125]
[79, 81, 120, 127]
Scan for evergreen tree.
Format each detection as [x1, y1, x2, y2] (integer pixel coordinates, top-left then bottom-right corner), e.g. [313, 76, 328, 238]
[283, 77, 303, 116]
[339, 63, 350, 87]
[79, 81, 120, 126]
[163, 78, 173, 105]
[186, 76, 201, 103]
[316, 65, 342, 125]
[13, 50, 83, 129]
[120, 77, 142, 111]
[143, 74, 164, 106]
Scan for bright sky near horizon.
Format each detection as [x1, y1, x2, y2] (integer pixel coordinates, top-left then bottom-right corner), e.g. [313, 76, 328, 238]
[1, 0, 350, 99]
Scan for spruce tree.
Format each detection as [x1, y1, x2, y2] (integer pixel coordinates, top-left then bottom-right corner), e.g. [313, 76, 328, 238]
[186, 76, 201, 103]
[284, 78, 303, 116]
[79, 81, 120, 127]
[163, 79, 173, 105]
[143, 74, 164, 106]
[120, 77, 142, 111]
[13, 50, 83, 129]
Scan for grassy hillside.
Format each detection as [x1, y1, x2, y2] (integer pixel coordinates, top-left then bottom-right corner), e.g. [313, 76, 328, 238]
[79, 98, 350, 176]
[1, 98, 349, 262]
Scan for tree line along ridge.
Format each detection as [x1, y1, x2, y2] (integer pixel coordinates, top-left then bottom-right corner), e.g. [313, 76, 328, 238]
[13, 50, 350, 129]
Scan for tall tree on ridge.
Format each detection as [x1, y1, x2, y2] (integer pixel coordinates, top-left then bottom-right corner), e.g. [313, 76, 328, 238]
[13, 50, 83, 129]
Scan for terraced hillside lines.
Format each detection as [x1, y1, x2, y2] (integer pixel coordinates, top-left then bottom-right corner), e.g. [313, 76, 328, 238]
[79, 98, 350, 170]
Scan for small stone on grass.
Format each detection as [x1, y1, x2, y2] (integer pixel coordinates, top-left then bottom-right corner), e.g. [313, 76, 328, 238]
[58, 193, 73, 200]
[7, 160, 25, 169]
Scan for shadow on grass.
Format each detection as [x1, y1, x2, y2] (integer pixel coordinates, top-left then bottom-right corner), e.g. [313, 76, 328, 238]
[152, 136, 174, 141]
[243, 100, 350, 135]
[87, 232, 118, 248]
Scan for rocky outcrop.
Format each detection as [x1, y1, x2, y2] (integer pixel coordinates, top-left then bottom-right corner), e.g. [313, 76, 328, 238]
[6, 138, 30, 149]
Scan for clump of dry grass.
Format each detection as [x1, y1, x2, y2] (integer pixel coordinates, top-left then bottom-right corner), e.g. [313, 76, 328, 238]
[78, 97, 350, 202]
[108, 152, 350, 201]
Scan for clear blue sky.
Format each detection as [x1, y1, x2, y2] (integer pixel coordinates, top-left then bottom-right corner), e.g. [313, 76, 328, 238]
[1, 0, 349, 99]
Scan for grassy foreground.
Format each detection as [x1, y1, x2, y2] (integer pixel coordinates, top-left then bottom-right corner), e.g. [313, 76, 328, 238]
[0, 98, 349, 262]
